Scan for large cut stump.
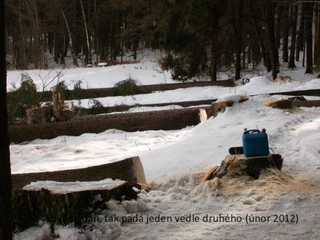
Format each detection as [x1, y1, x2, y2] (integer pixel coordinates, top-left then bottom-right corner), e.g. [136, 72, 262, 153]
[12, 156, 148, 231]
[12, 156, 146, 192]
[207, 154, 278, 180]
[12, 179, 140, 231]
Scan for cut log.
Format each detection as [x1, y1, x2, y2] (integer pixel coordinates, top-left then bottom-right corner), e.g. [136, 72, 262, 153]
[266, 99, 293, 109]
[211, 101, 234, 117]
[206, 154, 279, 180]
[264, 98, 320, 109]
[210, 96, 248, 118]
[12, 156, 147, 192]
[12, 180, 139, 231]
[199, 108, 209, 122]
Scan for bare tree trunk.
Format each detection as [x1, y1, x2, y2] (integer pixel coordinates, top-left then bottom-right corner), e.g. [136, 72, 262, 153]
[0, 0, 13, 238]
[289, 5, 298, 69]
[264, 0, 279, 80]
[55, 0, 79, 67]
[209, 10, 224, 82]
[282, 6, 289, 63]
[296, 4, 305, 62]
[79, 0, 92, 65]
[249, 0, 269, 71]
[232, 0, 244, 80]
[305, 2, 313, 74]
[8, 0, 27, 69]
[31, 0, 41, 69]
[314, 4, 320, 66]
[210, 29, 218, 82]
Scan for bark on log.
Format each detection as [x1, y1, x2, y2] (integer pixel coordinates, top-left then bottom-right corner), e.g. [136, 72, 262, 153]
[207, 154, 278, 180]
[264, 99, 320, 109]
[268, 99, 293, 109]
[12, 156, 146, 192]
[12, 181, 139, 231]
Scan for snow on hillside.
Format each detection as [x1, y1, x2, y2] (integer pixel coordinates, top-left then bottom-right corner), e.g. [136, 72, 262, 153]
[7, 51, 174, 92]
[9, 53, 320, 239]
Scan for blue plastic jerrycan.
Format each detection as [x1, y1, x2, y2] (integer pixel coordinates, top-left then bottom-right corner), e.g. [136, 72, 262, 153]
[242, 129, 269, 157]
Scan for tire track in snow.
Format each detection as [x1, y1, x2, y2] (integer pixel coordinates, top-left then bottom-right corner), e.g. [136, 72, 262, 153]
[268, 108, 320, 174]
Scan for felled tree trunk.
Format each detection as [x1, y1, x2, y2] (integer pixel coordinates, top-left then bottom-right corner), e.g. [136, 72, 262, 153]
[206, 154, 278, 180]
[10, 108, 204, 143]
[264, 97, 320, 109]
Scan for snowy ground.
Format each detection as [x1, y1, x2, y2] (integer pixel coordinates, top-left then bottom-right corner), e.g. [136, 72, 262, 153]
[9, 52, 320, 239]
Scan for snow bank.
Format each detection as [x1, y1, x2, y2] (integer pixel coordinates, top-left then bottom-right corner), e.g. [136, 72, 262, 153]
[238, 76, 274, 94]
[216, 92, 248, 103]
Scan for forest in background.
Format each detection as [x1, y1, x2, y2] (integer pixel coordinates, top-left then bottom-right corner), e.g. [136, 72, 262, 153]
[4, 0, 320, 81]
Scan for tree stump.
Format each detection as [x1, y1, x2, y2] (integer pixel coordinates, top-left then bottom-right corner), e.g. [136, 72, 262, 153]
[207, 154, 278, 180]
[12, 156, 149, 232]
[12, 180, 140, 232]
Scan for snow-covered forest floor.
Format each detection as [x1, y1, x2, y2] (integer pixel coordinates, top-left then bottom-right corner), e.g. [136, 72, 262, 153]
[8, 51, 320, 239]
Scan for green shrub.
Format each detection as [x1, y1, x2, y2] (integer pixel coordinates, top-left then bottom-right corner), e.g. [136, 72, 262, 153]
[7, 73, 39, 124]
[161, 55, 189, 82]
[110, 78, 141, 96]
[87, 99, 106, 115]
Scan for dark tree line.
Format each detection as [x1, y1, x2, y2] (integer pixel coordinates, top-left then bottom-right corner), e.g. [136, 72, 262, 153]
[4, 0, 320, 80]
